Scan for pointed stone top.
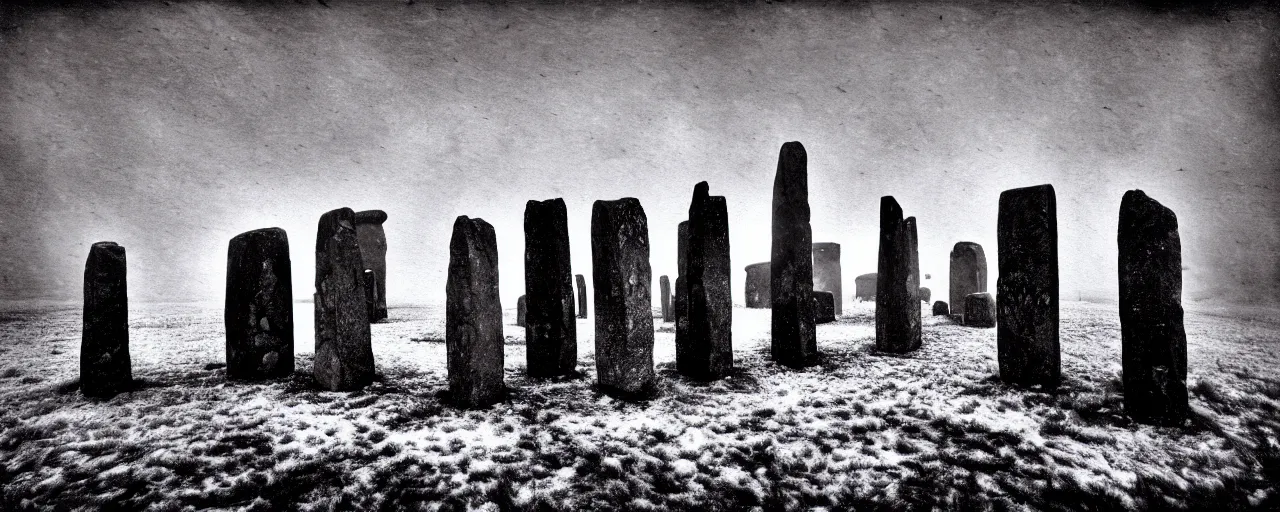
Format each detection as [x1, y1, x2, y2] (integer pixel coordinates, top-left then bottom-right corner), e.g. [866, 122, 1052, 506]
[354, 210, 388, 225]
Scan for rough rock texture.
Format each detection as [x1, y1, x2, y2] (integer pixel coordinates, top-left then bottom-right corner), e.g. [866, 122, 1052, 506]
[575, 274, 588, 319]
[813, 291, 836, 324]
[313, 208, 375, 391]
[683, 182, 733, 381]
[997, 184, 1060, 388]
[591, 198, 655, 397]
[932, 301, 949, 316]
[949, 242, 988, 323]
[516, 295, 527, 327]
[1118, 190, 1188, 425]
[660, 275, 672, 322]
[225, 228, 294, 381]
[854, 273, 877, 301]
[811, 242, 842, 316]
[363, 270, 379, 323]
[919, 287, 931, 304]
[524, 198, 577, 378]
[675, 221, 690, 357]
[354, 210, 389, 322]
[744, 262, 771, 308]
[876, 197, 921, 353]
[770, 141, 817, 368]
[964, 292, 996, 328]
[446, 216, 505, 407]
[81, 241, 131, 398]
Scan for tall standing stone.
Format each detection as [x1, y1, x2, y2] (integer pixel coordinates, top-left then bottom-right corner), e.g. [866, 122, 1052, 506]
[949, 242, 988, 323]
[997, 184, 1059, 388]
[744, 262, 771, 308]
[770, 141, 817, 368]
[812, 243, 843, 317]
[575, 274, 588, 319]
[354, 210, 389, 322]
[225, 228, 294, 380]
[591, 198, 655, 397]
[1119, 190, 1187, 425]
[675, 221, 691, 359]
[854, 273, 877, 301]
[81, 242, 131, 398]
[876, 197, 921, 353]
[524, 198, 577, 377]
[659, 276, 672, 322]
[313, 207, 375, 391]
[683, 182, 733, 381]
[446, 216, 504, 407]
[516, 295, 527, 327]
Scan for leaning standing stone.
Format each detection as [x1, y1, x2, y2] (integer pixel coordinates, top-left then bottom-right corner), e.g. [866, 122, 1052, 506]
[683, 182, 733, 380]
[812, 243, 842, 316]
[813, 291, 836, 324]
[516, 295, 527, 327]
[446, 216, 505, 407]
[1119, 190, 1187, 425]
[354, 210, 389, 322]
[770, 141, 817, 368]
[660, 275, 672, 322]
[225, 228, 294, 380]
[876, 197, 921, 353]
[854, 273, 877, 302]
[591, 198, 655, 397]
[964, 292, 996, 328]
[744, 262, 771, 308]
[949, 242, 988, 324]
[997, 184, 1059, 388]
[82, 242, 131, 398]
[313, 207, 375, 391]
[524, 198, 577, 377]
[575, 274, 588, 319]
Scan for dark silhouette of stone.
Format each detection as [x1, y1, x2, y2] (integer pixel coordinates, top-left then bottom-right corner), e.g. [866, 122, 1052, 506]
[813, 291, 836, 324]
[660, 275, 672, 322]
[524, 198, 577, 378]
[225, 228, 294, 381]
[363, 270, 378, 323]
[744, 262, 771, 308]
[854, 273, 877, 301]
[919, 287, 931, 304]
[446, 216, 504, 407]
[82, 241, 131, 398]
[964, 292, 996, 328]
[591, 198, 655, 397]
[675, 221, 690, 357]
[812, 243, 842, 316]
[575, 274, 588, 319]
[949, 242, 988, 323]
[516, 295, 527, 327]
[1119, 190, 1187, 425]
[932, 301, 949, 316]
[997, 184, 1059, 388]
[313, 208, 375, 391]
[771, 141, 817, 368]
[876, 197, 921, 353]
[354, 210, 389, 322]
[683, 182, 733, 381]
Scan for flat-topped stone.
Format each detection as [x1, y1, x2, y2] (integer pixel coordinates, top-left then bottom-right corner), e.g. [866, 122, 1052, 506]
[82, 241, 131, 398]
[949, 242, 987, 324]
[354, 210, 389, 322]
[997, 184, 1059, 388]
[592, 198, 656, 397]
[524, 198, 577, 378]
[313, 208, 375, 391]
[225, 228, 294, 381]
[744, 262, 771, 308]
[854, 273, 877, 302]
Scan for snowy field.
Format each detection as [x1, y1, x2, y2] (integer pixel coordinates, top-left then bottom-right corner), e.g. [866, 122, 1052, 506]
[0, 300, 1277, 511]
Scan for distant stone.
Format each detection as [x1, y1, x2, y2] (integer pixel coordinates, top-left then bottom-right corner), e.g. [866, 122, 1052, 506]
[949, 242, 988, 324]
[660, 275, 672, 322]
[932, 301, 949, 316]
[919, 287, 931, 304]
[964, 292, 996, 328]
[854, 273, 877, 301]
[813, 291, 836, 324]
[82, 241, 131, 398]
[446, 216, 505, 407]
[591, 198, 655, 397]
[997, 184, 1059, 388]
[313, 208, 375, 391]
[744, 262, 771, 308]
[575, 274, 588, 319]
[683, 182, 733, 380]
[516, 295, 527, 327]
[812, 243, 843, 316]
[1119, 190, 1187, 425]
[675, 221, 690, 356]
[354, 210, 389, 322]
[770, 141, 817, 368]
[524, 198, 577, 378]
[876, 197, 921, 353]
[225, 228, 294, 381]
[925, 273, 931, 280]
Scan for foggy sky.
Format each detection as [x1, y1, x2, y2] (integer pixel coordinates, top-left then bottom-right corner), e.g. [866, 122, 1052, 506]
[1, 1, 1278, 308]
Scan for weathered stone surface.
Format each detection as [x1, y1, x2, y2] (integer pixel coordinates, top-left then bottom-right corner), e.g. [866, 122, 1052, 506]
[812, 243, 842, 317]
[675, 221, 690, 356]
[744, 262, 771, 308]
[932, 301, 949, 316]
[575, 274, 588, 319]
[591, 198, 655, 397]
[446, 216, 505, 407]
[854, 273, 877, 301]
[363, 270, 378, 323]
[876, 197, 921, 353]
[997, 184, 1060, 388]
[225, 228, 294, 381]
[919, 287, 931, 304]
[82, 242, 131, 398]
[770, 141, 817, 368]
[964, 292, 996, 328]
[313, 208, 375, 391]
[949, 242, 988, 323]
[524, 198, 577, 377]
[660, 275, 672, 322]
[516, 295, 527, 327]
[683, 182, 733, 380]
[1119, 190, 1187, 425]
[813, 291, 836, 324]
[354, 210, 389, 322]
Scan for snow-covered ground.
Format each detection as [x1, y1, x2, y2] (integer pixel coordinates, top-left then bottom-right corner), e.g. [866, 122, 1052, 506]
[0, 300, 1277, 510]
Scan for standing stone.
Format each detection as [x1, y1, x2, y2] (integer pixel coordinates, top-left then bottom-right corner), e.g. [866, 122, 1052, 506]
[591, 198, 655, 397]
[363, 270, 378, 323]
[854, 273, 877, 301]
[813, 291, 836, 324]
[949, 242, 988, 323]
[313, 208, 375, 391]
[1119, 190, 1187, 425]
[81, 242, 131, 398]
[876, 197, 922, 353]
[919, 287, 932, 304]
[675, 221, 691, 360]
[964, 292, 996, 328]
[575, 274, 588, 319]
[812, 243, 843, 316]
[770, 141, 817, 368]
[354, 210, 389, 322]
[997, 184, 1059, 388]
[932, 301, 949, 316]
[683, 182, 733, 381]
[225, 228, 294, 381]
[660, 276, 672, 322]
[744, 262, 771, 308]
[516, 295, 527, 327]
[524, 198, 577, 378]
[446, 216, 504, 407]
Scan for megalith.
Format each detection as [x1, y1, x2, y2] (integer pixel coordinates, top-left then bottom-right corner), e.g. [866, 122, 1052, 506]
[964, 292, 996, 328]
[932, 301, 949, 316]
[82, 241, 131, 398]
[225, 228, 294, 380]
[919, 287, 931, 304]
[516, 295, 527, 327]
[354, 210, 389, 322]
[854, 273, 877, 302]
[675, 221, 690, 357]
[770, 141, 817, 368]
[660, 275, 672, 322]
[591, 198, 655, 397]
[524, 198, 577, 378]
[876, 197, 921, 353]
[575, 274, 588, 319]
[682, 182, 733, 380]
[446, 215, 505, 407]
[997, 184, 1059, 388]
[949, 242, 988, 323]
[744, 262, 771, 308]
[812, 242, 843, 316]
[813, 291, 836, 324]
[313, 208, 375, 391]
